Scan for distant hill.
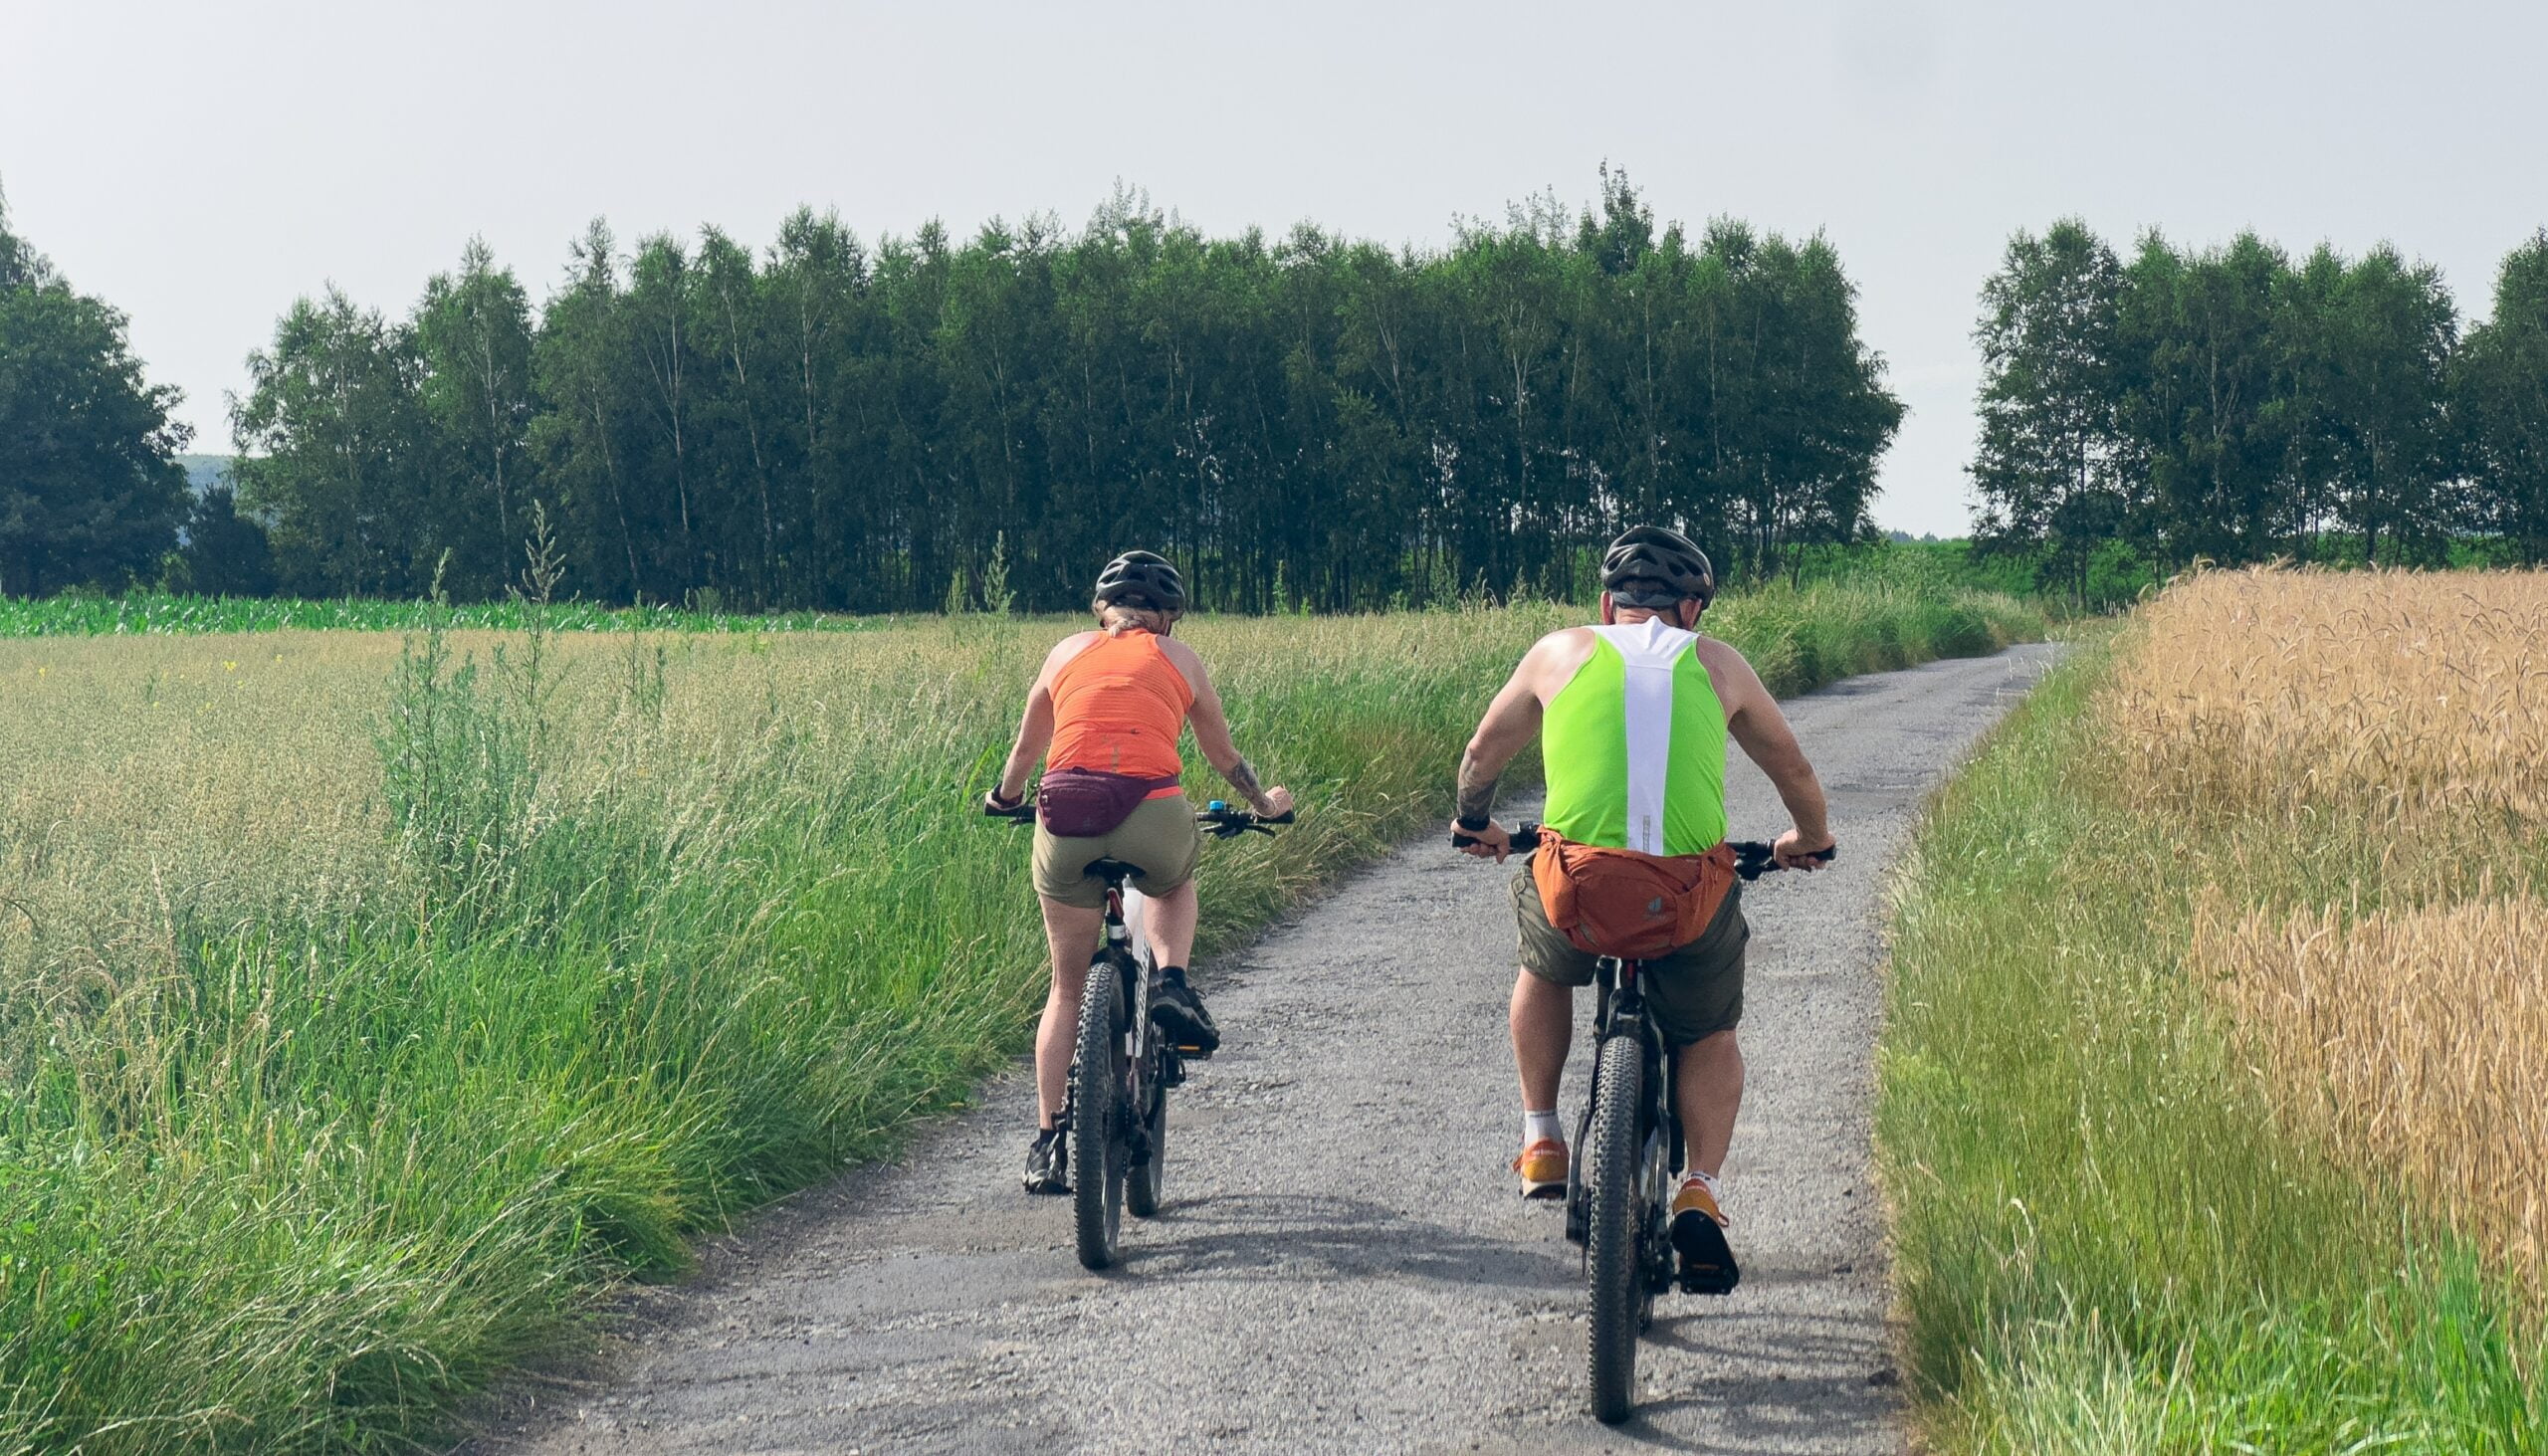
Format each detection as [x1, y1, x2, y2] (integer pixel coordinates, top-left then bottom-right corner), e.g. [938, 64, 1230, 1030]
[176, 454, 235, 495]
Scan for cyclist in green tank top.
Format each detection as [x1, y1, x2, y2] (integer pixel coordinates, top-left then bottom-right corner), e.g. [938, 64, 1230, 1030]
[1451, 525, 1835, 1243]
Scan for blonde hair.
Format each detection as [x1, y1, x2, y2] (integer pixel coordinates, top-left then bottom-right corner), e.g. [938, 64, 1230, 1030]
[1094, 599, 1175, 635]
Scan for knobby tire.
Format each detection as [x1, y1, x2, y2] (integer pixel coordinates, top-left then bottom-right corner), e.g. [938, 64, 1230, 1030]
[1071, 954, 1128, 1270]
[1585, 1034, 1647, 1424]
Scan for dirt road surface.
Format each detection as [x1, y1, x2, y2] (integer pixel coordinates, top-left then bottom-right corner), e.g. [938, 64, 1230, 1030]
[472, 643, 2061, 1455]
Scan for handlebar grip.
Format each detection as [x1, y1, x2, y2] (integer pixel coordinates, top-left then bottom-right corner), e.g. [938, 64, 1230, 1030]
[1731, 841, 1837, 878]
[1452, 824, 1543, 851]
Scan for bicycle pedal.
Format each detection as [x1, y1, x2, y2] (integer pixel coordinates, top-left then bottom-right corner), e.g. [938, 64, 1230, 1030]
[1171, 1043, 1213, 1061]
[1678, 1262, 1741, 1296]
[1673, 1212, 1741, 1295]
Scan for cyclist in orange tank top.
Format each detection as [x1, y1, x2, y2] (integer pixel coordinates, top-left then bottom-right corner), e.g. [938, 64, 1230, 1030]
[986, 551, 1293, 1194]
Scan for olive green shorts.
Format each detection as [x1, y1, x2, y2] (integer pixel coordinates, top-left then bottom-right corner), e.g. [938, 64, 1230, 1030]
[1031, 793, 1201, 909]
[1512, 864, 1749, 1046]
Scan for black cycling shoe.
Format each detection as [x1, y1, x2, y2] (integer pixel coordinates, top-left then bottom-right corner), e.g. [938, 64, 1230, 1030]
[1022, 1128, 1069, 1195]
[1150, 968, 1220, 1056]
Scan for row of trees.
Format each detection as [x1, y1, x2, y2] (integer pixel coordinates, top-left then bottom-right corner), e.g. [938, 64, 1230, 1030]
[224, 173, 1903, 611]
[1971, 221, 2548, 589]
[0, 191, 193, 596]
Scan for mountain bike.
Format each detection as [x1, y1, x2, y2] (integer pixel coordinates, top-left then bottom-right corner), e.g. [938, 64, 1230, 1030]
[989, 795, 1291, 1270]
[1453, 822, 1832, 1423]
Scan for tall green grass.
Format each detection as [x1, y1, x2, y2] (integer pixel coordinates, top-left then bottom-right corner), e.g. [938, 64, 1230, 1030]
[1879, 647, 2544, 1454]
[1705, 577, 2038, 694]
[0, 591, 876, 638]
[0, 582, 2040, 1452]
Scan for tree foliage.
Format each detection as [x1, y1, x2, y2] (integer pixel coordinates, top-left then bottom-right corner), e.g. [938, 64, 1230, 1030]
[230, 175, 1903, 611]
[2455, 232, 2548, 563]
[0, 188, 191, 595]
[1973, 220, 2498, 578]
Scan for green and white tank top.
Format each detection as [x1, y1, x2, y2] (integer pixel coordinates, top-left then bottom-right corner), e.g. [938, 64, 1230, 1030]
[1541, 620, 1729, 857]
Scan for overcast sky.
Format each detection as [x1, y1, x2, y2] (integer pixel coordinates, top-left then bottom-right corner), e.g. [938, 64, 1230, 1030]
[6, 0, 2541, 535]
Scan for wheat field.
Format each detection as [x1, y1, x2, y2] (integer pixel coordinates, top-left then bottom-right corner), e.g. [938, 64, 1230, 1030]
[2101, 567, 2548, 824]
[2195, 892, 2547, 1279]
[2099, 569, 2548, 1287]
[1881, 567, 2544, 1455]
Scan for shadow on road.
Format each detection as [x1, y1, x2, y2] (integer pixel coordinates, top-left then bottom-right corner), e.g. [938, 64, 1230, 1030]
[1117, 1192, 1575, 1293]
[1600, 1299, 1897, 1453]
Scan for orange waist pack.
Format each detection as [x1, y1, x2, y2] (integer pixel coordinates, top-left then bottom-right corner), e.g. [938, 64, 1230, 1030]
[1530, 829, 1736, 959]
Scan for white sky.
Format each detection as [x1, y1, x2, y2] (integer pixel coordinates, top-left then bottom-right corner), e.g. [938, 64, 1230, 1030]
[6, 0, 2541, 536]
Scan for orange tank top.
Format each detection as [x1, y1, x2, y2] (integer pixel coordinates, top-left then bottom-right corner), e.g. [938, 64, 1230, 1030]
[1049, 630, 1194, 790]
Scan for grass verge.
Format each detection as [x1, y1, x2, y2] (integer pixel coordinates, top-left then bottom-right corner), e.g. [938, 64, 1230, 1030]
[1878, 621, 2545, 1453]
[0, 582, 2040, 1452]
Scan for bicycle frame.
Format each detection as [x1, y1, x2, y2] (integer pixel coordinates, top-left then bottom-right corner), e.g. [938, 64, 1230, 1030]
[1450, 821, 1827, 1418]
[978, 793, 1289, 1267]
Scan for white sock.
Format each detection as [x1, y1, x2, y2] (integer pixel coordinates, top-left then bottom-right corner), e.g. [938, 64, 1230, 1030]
[1523, 1110, 1565, 1146]
[1684, 1168, 1727, 1223]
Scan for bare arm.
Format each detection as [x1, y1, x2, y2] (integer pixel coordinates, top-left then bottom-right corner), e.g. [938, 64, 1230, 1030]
[1708, 643, 1834, 866]
[1457, 663, 1546, 823]
[993, 686, 1055, 805]
[991, 635, 1089, 805]
[1168, 642, 1292, 818]
[1450, 635, 1568, 862]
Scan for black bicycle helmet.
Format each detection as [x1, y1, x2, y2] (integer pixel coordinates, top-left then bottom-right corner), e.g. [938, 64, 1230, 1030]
[1600, 525, 1716, 608]
[1093, 549, 1186, 615]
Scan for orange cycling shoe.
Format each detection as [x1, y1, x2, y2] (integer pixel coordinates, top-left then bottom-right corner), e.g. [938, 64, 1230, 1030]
[1671, 1174, 1740, 1294]
[1513, 1139, 1570, 1199]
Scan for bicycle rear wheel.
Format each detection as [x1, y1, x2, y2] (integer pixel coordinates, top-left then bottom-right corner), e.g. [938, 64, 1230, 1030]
[1126, 1051, 1168, 1218]
[1584, 1033, 1648, 1424]
[1070, 954, 1129, 1270]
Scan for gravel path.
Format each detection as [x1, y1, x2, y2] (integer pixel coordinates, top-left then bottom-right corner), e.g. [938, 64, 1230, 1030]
[471, 643, 2061, 1456]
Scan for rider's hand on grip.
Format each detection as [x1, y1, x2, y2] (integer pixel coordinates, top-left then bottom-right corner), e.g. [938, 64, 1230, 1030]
[1772, 828, 1836, 871]
[1450, 817, 1513, 863]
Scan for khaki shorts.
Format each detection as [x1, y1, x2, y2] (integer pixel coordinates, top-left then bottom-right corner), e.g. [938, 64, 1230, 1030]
[1513, 865, 1748, 1046]
[1031, 793, 1201, 909]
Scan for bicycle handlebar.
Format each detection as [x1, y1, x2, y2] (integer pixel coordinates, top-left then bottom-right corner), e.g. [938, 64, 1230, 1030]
[978, 790, 1295, 839]
[1451, 821, 1834, 880]
[1197, 801, 1295, 839]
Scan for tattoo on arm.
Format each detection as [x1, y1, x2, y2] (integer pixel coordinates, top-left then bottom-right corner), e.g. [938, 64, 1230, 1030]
[1223, 756, 1272, 812]
[1455, 754, 1499, 824]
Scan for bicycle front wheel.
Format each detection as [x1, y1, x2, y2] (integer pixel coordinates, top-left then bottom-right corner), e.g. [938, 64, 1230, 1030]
[1070, 954, 1129, 1270]
[1584, 1033, 1648, 1424]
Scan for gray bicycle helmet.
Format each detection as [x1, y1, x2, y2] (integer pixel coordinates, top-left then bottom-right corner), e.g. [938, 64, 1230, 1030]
[1093, 549, 1186, 614]
[1600, 525, 1716, 608]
